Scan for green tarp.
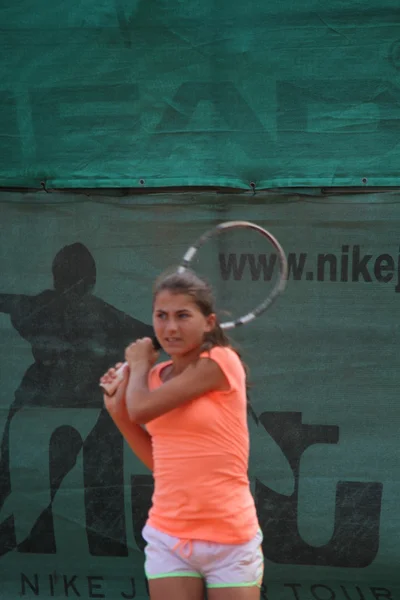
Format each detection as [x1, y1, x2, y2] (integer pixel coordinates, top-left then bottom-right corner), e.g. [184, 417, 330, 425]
[1, 1, 400, 188]
[0, 189, 399, 598]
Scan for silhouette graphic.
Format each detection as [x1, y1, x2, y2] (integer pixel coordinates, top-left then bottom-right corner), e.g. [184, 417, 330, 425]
[255, 412, 383, 567]
[0, 243, 153, 557]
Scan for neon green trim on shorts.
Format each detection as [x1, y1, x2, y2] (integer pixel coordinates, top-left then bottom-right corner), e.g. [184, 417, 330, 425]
[207, 580, 262, 589]
[146, 571, 202, 580]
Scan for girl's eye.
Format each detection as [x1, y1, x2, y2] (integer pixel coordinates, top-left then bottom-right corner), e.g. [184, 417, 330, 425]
[179, 313, 190, 319]
[156, 313, 167, 320]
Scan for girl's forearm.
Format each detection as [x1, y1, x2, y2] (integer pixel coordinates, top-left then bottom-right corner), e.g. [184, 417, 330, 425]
[125, 365, 152, 422]
[107, 401, 153, 472]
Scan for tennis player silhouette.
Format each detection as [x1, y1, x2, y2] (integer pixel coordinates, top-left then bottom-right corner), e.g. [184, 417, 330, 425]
[0, 242, 153, 556]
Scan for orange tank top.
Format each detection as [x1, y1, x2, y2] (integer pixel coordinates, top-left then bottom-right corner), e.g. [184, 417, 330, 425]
[145, 345, 259, 544]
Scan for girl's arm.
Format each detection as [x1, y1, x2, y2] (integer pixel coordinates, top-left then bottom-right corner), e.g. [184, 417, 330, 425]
[107, 402, 153, 472]
[102, 365, 153, 471]
[124, 339, 229, 425]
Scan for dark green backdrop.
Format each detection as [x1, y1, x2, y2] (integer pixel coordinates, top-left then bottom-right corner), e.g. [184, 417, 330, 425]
[1, 0, 400, 188]
[0, 189, 399, 599]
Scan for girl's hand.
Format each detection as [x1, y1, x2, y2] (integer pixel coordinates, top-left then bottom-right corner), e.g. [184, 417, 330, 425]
[125, 337, 159, 370]
[101, 362, 129, 413]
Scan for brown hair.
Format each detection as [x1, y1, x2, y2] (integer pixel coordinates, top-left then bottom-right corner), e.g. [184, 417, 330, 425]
[152, 269, 228, 346]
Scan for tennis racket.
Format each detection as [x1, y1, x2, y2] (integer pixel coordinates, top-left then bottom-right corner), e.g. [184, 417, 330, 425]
[100, 220, 288, 396]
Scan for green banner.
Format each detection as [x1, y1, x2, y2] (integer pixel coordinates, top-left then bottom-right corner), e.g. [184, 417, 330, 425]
[1, 1, 400, 188]
[0, 189, 399, 599]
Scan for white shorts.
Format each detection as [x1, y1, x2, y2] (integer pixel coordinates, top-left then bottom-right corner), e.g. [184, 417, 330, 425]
[142, 524, 264, 588]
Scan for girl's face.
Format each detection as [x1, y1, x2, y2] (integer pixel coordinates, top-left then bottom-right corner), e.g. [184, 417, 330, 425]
[153, 290, 215, 356]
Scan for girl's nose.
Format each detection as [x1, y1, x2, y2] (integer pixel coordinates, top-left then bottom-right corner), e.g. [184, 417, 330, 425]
[165, 318, 178, 332]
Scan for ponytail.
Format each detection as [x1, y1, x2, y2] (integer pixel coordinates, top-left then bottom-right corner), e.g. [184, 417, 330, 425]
[202, 321, 230, 351]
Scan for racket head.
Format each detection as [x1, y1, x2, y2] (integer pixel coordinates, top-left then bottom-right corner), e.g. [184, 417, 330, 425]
[177, 221, 288, 330]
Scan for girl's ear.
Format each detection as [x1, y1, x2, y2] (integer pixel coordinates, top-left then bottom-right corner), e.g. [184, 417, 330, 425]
[205, 313, 217, 332]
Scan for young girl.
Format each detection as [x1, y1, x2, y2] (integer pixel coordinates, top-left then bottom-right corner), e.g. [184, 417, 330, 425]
[100, 270, 264, 600]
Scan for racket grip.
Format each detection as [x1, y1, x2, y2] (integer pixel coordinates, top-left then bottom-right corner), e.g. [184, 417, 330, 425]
[101, 363, 128, 396]
[100, 336, 161, 397]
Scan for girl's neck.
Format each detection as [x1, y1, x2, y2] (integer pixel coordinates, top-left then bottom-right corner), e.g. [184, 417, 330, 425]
[167, 345, 204, 378]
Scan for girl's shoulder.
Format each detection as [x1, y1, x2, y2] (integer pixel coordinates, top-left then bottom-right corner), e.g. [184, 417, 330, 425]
[200, 345, 246, 389]
[148, 360, 172, 385]
[200, 344, 242, 364]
